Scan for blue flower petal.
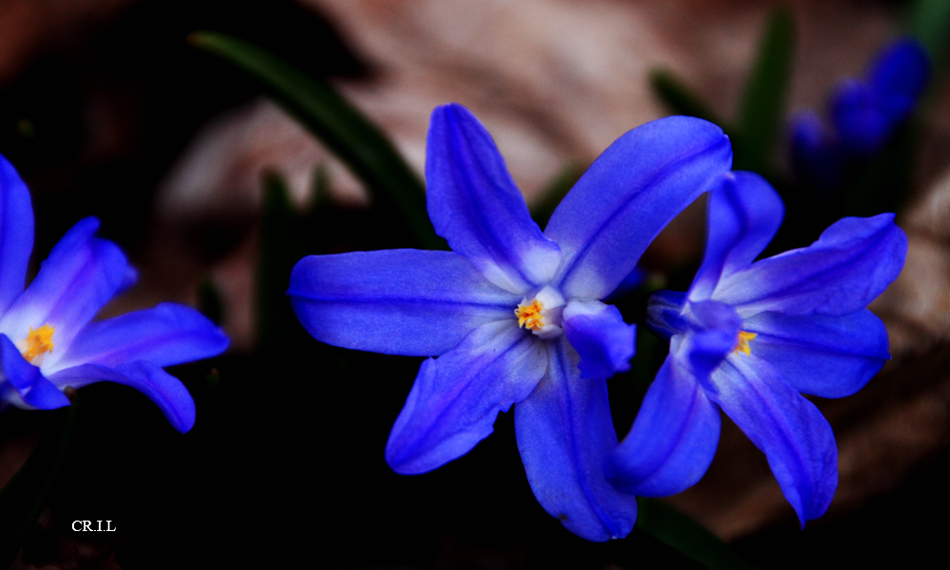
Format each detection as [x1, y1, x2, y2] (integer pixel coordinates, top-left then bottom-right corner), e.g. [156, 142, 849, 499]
[385, 320, 546, 474]
[0, 334, 70, 409]
[49, 361, 196, 433]
[288, 249, 521, 357]
[562, 300, 635, 380]
[832, 79, 890, 156]
[0, 157, 34, 316]
[742, 308, 889, 398]
[608, 354, 720, 497]
[426, 104, 562, 293]
[682, 300, 741, 379]
[690, 172, 784, 302]
[515, 337, 638, 541]
[645, 289, 689, 340]
[868, 37, 930, 120]
[715, 213, 907, 317]
[545, 116, 732, 300]
[0, 217, 135, 351]
[54, 303, 229, 371]
[710, 354, 837, 526]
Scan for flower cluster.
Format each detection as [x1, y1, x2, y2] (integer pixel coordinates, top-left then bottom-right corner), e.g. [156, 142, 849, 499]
[290, 103, 731, 540]
[790, 37, 929, 190]
[0, 156, 228, 433]
[289, 103, 905, 539]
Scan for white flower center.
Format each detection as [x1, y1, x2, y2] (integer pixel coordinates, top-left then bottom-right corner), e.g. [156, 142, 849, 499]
[20, 323, 55, 364]
[514, 286, 565, 340]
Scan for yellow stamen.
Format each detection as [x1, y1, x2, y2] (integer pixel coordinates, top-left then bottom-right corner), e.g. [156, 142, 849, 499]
[22, 324, 54, 363]
[734, 330, 756, 356]
[515, 300, 545, 331]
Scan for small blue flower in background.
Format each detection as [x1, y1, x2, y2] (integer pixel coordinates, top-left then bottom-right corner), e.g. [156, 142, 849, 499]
[607, 171, 906, 526]
[288, 103, 732, 541]
[790, 37, 929, 189]
[0, 155, 229, 433]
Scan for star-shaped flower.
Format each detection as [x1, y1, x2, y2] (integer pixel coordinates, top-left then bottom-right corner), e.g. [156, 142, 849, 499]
[288, 103, 732, 540]
[608, 171, 906, 525]
[0, 155, 229, 432]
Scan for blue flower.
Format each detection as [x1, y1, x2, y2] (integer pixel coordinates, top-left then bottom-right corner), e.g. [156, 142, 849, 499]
[790, 37, 929, 189]
[288, 103, 732, 541]
[0, 155, 229, 433]
[607, 171, 906, 526]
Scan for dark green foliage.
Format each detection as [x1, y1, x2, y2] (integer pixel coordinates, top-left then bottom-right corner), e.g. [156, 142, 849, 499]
[638, 499, 760, 570]
[733, 8, 795, 175]
[0, 398, 77, 568]
[189, 31, 443, 250]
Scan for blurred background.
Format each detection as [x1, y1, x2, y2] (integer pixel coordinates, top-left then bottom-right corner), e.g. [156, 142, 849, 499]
[0, 0, 949, 568]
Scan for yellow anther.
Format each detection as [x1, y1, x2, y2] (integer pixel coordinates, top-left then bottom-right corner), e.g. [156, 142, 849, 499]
[515, 300, 545, 331]
[22, 324, 54, 363]
[734, 330, 757, 356]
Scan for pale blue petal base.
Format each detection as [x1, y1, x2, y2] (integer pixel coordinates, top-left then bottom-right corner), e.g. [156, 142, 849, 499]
[742, 309, 889, 398]
[0, 217, 134, 349]
[288, 249, 520, 357]
[56, 302, 229, 370]
[0, 334, 70, 410]
[386, 320, 547, 474]
[426, 104, 562, 293]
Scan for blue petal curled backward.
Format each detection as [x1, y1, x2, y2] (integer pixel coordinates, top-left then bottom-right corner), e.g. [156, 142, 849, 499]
[49, 362, 198, 434]
[562, 300, 635, 380]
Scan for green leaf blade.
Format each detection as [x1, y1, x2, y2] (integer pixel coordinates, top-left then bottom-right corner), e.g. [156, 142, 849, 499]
[257, 171, 303, 353]
[189, 31, 442, 249]
[637, 498, 760, 570]
[733, 7, 795, 174]
[649, 70, 726, 128]
[0, 402, 78, 568]
[909, 0, 950, 72]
